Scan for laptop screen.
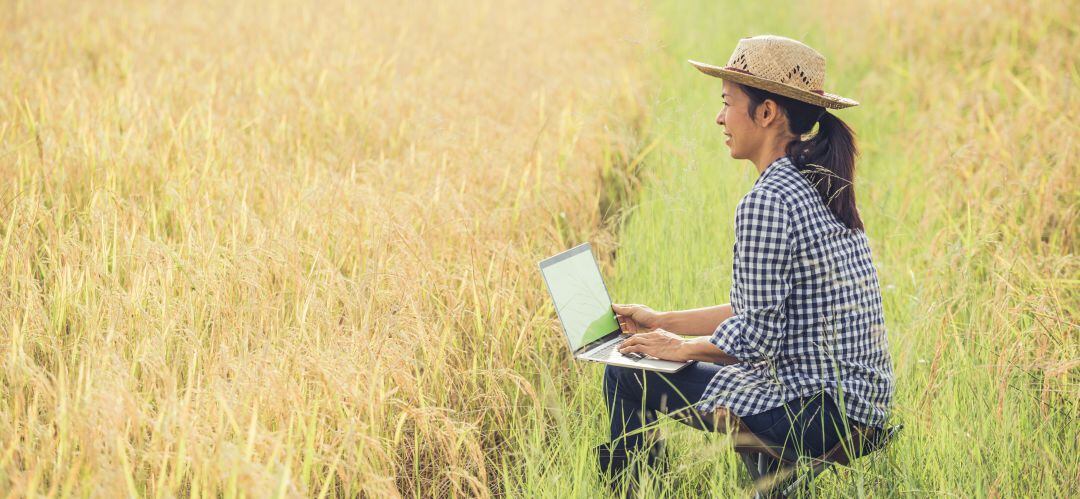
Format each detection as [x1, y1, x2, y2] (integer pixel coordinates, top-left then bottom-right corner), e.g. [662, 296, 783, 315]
[538, 243, 620, 352]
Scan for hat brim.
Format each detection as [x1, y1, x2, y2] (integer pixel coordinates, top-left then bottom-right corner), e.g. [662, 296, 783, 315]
[688, 59, 859, 110]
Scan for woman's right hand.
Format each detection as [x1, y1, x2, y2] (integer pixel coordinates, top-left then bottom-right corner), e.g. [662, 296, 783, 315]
[611, 303, 665, 334]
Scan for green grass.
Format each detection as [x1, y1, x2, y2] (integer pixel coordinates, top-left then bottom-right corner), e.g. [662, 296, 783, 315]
[508, 0, 1078, 496]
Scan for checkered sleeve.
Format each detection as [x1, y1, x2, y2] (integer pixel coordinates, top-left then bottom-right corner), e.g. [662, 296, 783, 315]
[710, 188, 794, 362]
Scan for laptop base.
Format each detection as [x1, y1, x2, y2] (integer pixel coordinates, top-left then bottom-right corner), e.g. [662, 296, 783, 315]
[577, 335, 692, 373]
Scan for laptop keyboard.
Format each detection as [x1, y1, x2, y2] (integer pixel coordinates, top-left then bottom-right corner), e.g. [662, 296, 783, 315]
[586, 338, 644, 360]
[589, 339, 623, 358]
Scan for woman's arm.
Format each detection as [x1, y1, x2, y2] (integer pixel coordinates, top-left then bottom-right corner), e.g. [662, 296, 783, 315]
[658, 304, 735, 336]
[679, 336, 739, 364]
[612, 303, 732, 336]
[618, 332, 739, 364]
[709, 188, 794, 361]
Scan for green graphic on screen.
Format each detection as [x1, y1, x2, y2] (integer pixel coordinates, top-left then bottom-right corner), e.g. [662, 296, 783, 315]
[542, 249, 619, 351]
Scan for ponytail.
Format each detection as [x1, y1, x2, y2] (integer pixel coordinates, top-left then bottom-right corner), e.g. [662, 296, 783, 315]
[738, 83, 864, 231]
[786, 111, 863, 231]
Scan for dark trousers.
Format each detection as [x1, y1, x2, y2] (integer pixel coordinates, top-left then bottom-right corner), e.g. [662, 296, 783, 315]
[603, 363, 851, 458]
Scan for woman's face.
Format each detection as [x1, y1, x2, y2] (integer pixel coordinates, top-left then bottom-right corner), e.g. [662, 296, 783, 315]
[715, 81, 762, 159]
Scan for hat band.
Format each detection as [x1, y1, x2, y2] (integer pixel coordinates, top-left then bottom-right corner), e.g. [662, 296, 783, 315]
[722, 66, 825, 95]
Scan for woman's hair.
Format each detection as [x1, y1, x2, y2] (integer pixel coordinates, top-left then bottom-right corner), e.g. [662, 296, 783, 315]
[736, 82, 864, 231]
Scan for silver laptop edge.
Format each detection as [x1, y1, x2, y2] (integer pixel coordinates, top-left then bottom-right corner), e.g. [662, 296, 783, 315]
[537, 242, 618, 356]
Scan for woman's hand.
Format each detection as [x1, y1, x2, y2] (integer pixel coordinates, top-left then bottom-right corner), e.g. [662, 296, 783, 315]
[618, 330, 687, 361]
[611, 303, 665, 334]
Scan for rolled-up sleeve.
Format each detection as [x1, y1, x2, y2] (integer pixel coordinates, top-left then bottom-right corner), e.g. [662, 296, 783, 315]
[710, 188, 794, 362]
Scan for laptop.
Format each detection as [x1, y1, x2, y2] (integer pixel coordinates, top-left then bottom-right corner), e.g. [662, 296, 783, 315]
[538, 242, 691, 373]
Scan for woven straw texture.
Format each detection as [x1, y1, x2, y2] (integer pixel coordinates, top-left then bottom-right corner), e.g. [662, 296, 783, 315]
[689, 35, 858, 109]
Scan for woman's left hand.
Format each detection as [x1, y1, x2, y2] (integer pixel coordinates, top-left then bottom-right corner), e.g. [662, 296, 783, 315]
[618, 330, 687, 361]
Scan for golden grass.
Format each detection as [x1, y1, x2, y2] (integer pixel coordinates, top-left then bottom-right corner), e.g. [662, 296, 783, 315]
[0, 0, 650, 495]
[3, 0, 1077, 496]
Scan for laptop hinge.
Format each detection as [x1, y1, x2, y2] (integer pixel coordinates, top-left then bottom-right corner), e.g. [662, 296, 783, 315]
[575, 330, 624, 356]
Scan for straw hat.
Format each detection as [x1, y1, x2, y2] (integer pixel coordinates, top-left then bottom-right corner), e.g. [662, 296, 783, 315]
[688, 35, 858, 109]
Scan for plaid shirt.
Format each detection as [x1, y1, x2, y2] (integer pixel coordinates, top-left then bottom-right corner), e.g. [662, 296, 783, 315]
[697, 156, 894, 427]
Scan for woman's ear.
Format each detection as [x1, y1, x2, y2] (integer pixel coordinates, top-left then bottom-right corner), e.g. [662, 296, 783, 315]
[758, 99, 785, 129]
[755, 99, 774, 127]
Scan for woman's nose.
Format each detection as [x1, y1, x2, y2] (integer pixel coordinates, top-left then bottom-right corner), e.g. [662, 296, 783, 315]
[715, 111, 724, 126]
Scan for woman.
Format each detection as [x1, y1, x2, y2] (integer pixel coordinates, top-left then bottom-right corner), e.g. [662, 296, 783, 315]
[598, 35, 894, 484]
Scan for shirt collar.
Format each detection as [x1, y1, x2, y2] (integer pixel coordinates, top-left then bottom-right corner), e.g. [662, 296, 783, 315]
[754, 155, 793, 187]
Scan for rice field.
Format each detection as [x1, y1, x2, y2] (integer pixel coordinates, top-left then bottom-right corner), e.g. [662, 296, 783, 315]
[0, 0, 1076, 497]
